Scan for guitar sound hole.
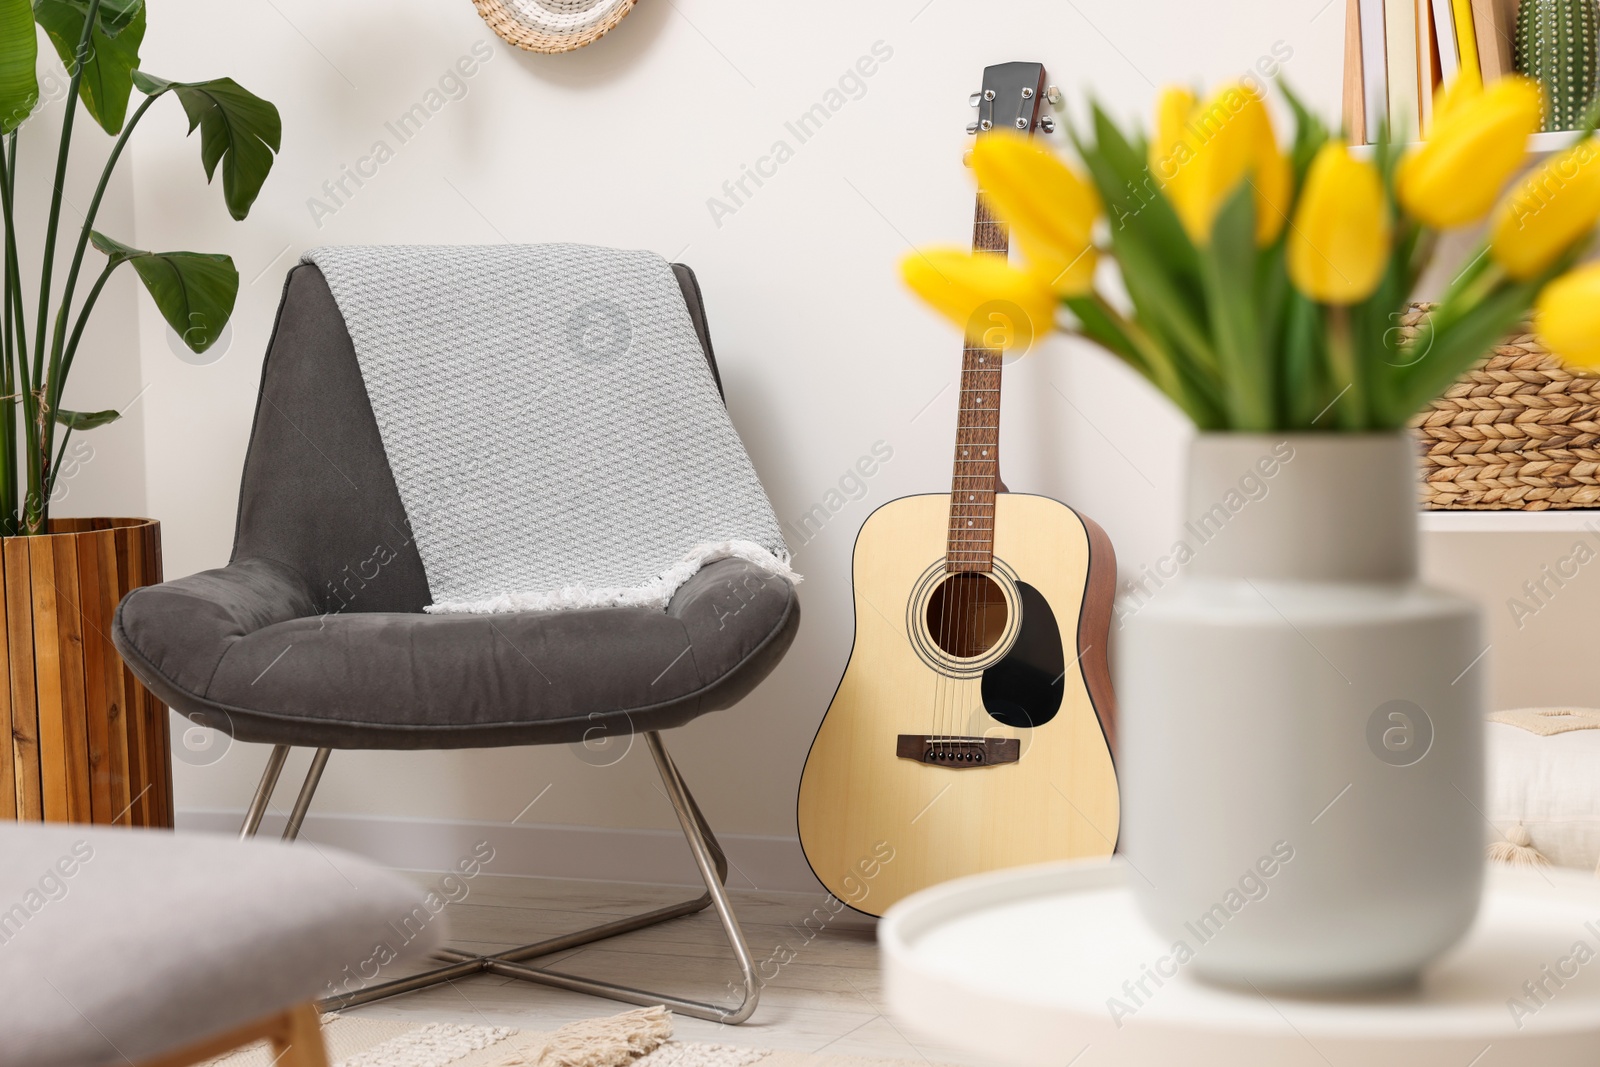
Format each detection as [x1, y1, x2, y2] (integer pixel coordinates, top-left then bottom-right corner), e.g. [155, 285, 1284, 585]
[926, 572, 1008, 658]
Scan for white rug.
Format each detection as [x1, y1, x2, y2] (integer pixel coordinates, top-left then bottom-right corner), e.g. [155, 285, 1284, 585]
[202, 1007, 932, 1067]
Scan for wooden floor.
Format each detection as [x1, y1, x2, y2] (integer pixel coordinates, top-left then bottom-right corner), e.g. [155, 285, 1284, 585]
[346, 872, 1004, 1066]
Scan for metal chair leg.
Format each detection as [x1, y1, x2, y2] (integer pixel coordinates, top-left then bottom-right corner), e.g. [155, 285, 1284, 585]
[240, 745, 291, 839]
[318, 731, 762, 1024]
[283, 748, 331, 842]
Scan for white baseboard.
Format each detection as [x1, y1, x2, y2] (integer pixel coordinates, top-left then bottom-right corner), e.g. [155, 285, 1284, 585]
[177, 808, 825, 894]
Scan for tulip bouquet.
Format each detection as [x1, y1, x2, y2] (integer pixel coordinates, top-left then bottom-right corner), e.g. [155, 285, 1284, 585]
[902, 73, 1600, 432]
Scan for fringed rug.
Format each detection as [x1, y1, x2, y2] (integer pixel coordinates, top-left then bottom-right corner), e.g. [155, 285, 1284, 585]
[202, 1007, 934, 1067]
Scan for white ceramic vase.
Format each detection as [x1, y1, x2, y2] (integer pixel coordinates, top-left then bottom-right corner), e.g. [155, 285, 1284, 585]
[1116, 432, 1485, 992]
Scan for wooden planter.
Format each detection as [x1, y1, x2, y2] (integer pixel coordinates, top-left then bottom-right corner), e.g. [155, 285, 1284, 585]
[1, 518, 170, 826]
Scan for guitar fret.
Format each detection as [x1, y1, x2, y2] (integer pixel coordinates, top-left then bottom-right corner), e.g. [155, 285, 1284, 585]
[942, 191, 1011, 571]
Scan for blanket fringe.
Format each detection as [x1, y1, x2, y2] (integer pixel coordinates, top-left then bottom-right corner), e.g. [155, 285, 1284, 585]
[425, 541, 801, 615]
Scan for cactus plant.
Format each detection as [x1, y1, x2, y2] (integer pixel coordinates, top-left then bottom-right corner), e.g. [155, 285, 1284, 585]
[1516, 0, 1600, 131]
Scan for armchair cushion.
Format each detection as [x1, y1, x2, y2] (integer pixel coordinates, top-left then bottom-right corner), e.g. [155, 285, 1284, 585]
[113, 557, 797, 749]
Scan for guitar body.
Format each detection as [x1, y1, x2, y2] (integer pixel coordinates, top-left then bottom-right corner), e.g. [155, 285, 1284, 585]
[797, 492, 1120, 916]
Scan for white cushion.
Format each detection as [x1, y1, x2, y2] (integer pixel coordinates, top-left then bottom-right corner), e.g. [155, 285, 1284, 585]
[1486, 720, 1600, 872]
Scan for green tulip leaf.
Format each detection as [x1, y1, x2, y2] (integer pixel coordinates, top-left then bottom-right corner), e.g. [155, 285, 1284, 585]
[1081, 102, 1202, 283]
[1279, 79, 1331, 191]
[90, 231, 238, 353]
[0, 0, 37, 134]
[53, 407, 119, 430]
[34, 0, 146, 135]
[1198, 184, 1273, 430]
[133, 72, 280, 220]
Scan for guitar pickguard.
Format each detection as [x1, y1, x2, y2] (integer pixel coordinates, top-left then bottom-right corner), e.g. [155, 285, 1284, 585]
[981, 581, 1064, 729]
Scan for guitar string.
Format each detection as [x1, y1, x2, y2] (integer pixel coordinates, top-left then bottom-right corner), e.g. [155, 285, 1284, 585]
[934, 489, 947, 751]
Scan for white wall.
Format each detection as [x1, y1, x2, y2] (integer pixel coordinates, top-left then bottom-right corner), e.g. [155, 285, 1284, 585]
[79, 0, 1586, 875]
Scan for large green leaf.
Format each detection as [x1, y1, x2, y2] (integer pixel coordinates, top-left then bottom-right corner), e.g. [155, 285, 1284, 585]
[133, 72, 280, 220]
[90, 231, 237, 352]
[34, 0, 146, 135]
[0, 0, 36, 134]
[54, 406, 118, 429]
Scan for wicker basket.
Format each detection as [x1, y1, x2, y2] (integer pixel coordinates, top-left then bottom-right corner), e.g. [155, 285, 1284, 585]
[1407, 304, 1600, 511]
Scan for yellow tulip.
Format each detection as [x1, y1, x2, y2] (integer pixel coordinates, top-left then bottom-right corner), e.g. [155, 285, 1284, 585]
[1489, 139, 1600, 279]
[1535, 263, 1600, 371]
[1149, 82, 1290, 245]
[1396, 75, 1543, 228]
[1431, 67, 1481, 127]
[1288, 144, 1392, 304]
[900, 247, 1057, 351]
[971, 133, 1101, 295]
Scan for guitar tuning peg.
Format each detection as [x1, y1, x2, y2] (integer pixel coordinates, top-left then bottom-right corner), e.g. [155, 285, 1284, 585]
[1039, 116, 1057, 133]
[962, 150, 973, 168]
[968, 92, 981, 107]
[966, 121, 979, 134]
[1045, 85, 1061, 105]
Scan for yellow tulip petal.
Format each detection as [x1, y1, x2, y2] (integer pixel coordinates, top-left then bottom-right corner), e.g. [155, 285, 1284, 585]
[1536, 264, 1600, 371]
[1431, 68, 1482, 128]
[1397, 75, 1543, 228]
[972, 132, 1101, 285]
[1151, 86, 1198, 182]
[900, 247, 1058, 350]
[1490, 139, 1600, 279]
[1154, 82, 1285, 246]
[1253, 146, 1293, 244]
[1016, 230, 1099, 296]
[1288, 144, 1391, 304]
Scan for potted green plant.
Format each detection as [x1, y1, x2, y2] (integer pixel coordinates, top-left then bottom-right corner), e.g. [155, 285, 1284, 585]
[0, 0, 278, 826]
[900, 72, 1600, 990]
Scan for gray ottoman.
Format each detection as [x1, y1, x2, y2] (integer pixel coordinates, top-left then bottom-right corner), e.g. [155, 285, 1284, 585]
[0, 823, 446, 1067]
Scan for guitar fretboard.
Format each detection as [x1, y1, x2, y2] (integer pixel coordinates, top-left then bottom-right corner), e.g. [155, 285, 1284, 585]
[946, 195, 1007, 574]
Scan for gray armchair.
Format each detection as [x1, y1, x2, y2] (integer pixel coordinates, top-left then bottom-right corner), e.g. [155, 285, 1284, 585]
[111, 261, 799, 1024]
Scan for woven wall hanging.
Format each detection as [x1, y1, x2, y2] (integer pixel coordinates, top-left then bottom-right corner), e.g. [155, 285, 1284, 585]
[471, 0, 639, 54]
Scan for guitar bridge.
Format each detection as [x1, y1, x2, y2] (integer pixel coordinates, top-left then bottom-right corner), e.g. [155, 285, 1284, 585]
[896, 735, 1020, 768]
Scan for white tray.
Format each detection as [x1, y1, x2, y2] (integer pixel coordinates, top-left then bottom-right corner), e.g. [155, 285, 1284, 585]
[880, 858, 1600, 1066]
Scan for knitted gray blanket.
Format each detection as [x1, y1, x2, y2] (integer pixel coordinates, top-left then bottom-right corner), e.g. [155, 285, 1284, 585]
[303, 244, 795, 614]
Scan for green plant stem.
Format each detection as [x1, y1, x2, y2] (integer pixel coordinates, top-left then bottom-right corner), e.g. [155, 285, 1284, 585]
[27, 0, 101, 532]
[1326, 306, 1365, 430]
[58, 260, 116, 387]
[0, 134, 14, 531]
[45, 92, 155, 424]
[1, 130, 32, 534]
[42, 427, 69, 505]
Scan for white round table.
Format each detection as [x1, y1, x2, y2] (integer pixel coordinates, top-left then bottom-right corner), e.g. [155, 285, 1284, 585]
[880, 859, 1600, 1066]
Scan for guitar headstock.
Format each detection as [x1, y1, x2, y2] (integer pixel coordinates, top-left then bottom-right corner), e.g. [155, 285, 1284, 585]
[967, 62, 1058, 137]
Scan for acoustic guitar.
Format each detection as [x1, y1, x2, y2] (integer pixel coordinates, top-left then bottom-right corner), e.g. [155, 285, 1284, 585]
[796, 61, 1120, 917]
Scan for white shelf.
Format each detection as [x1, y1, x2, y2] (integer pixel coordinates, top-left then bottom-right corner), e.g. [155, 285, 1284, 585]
[1351, 129, 1580, 158]
[1420, 509, 1600, 532]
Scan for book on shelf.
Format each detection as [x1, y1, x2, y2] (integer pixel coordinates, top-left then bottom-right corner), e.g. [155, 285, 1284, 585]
[1356, 0, 1395, 139]
[1345, 0, 1367, 143]
[1346, 0, 1509, 143]
[1418, 0, 1438, 132]
[1470, 0, 1514, 80]
[1386, 0, 1421, 139]
[1451, 0, 1481, 80]
[1432, 0, 1460, 81]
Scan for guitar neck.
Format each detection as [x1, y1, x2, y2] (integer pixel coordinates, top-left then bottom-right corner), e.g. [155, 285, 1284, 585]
[946, 194, 1008, 574]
